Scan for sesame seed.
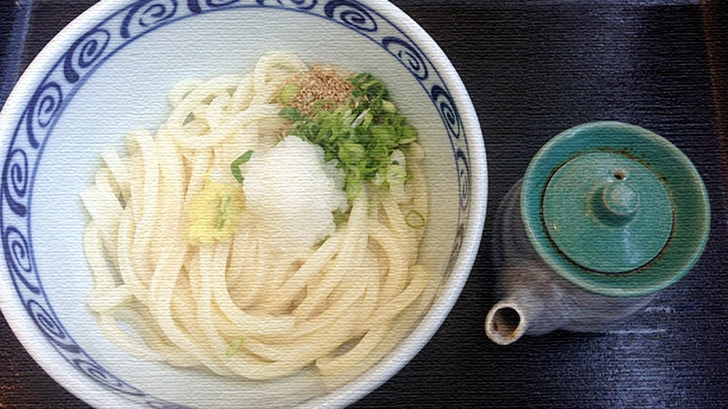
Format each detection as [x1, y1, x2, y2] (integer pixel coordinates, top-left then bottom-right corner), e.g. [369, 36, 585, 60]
[282, 65, 354, 116]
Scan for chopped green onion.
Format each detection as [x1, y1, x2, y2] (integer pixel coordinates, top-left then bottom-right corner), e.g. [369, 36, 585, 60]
[338, 142, 366, 166]
[333, 208, 347, 225]
[387, 164, 407, 186]
[217, 194, 231, 229]
[278, 83, 300, 105]
[279, 71, 418, 201]
[405, 209, 426, 229]
[225, 336, 244, 357]
[230, 150, 254, 184]
[381, 100, 397, 113]
[279, 106, 305, 122]
[314, 235, 331, 247]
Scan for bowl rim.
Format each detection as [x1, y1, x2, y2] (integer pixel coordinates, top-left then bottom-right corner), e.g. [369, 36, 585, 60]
[0, 0, 488, 407]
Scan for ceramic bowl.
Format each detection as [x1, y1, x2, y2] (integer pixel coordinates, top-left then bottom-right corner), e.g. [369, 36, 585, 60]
[0, 0, 487, 407]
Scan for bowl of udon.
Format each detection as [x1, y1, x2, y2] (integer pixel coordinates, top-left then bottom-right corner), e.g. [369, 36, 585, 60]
[0, 0, 487, 407]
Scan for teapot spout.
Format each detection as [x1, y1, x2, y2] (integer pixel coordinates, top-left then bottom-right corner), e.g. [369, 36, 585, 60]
[485, 286, 568, 345]
[484, 300, 528, 345]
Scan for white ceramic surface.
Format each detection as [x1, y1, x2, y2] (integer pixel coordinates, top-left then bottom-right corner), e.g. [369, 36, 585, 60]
[0, 1, 487, 408]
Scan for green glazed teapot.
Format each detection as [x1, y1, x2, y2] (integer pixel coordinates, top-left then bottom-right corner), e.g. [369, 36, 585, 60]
[485, 122, 710, 345]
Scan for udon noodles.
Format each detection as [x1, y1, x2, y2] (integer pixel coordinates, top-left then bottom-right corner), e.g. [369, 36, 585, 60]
[82, 51, 435, 385]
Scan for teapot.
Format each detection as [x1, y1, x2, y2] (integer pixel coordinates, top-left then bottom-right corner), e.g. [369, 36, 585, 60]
[485, 122, 710, 345]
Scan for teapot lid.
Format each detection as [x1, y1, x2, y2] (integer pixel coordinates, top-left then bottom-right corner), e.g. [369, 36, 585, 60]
[520, 122, 710, 297]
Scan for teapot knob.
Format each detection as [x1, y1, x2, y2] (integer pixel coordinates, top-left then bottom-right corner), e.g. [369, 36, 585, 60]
[601, 175, 639, 218]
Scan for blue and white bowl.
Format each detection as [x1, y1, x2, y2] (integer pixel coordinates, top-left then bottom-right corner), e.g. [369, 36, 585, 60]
[0, 1, 487, 407]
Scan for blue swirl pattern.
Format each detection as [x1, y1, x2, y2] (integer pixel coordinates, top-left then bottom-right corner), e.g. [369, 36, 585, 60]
[189, 0, 242, 13]
[2, 149, 29, 216]
[4, 226, 38, 293]
[64, 29, 111, 83]
[121, 0, 179, 39]
[27, 300, 81, 352]
[382, 36, 428, 80]
[431, 84, 463, 139]
[25, 81, 63, 148]
[324, 0, 377, 32]
[145, 400, 194, 409]
[73, 359, 148, 396]
[256, 0, 317, 9]
[0, 0, 472, 407]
